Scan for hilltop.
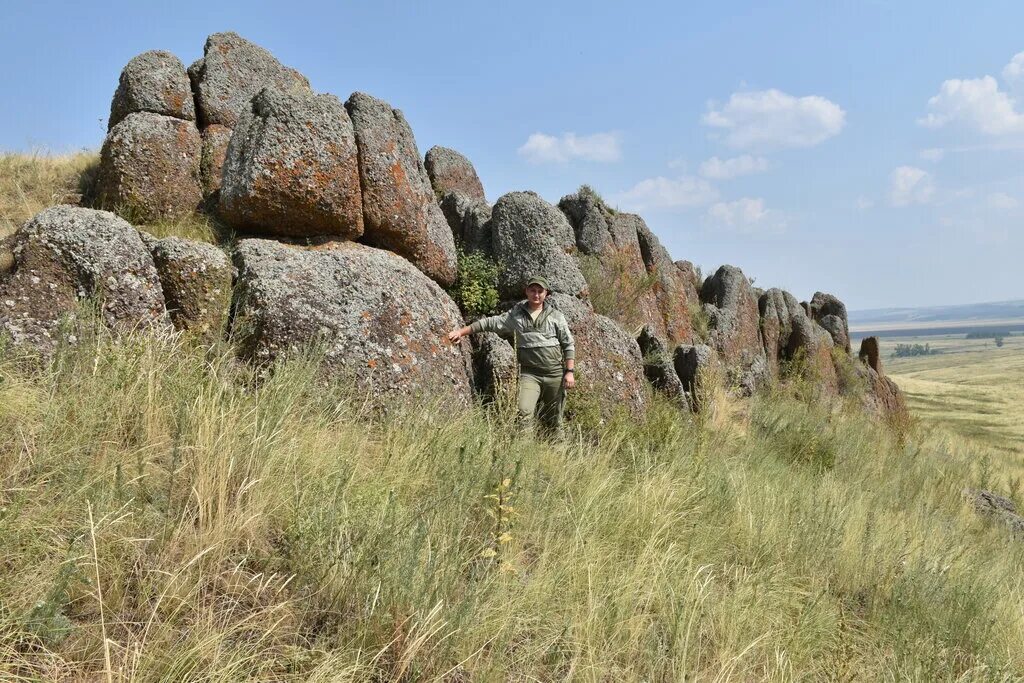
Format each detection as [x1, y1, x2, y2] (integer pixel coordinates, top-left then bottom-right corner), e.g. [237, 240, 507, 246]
[0, 32, 1022, 681]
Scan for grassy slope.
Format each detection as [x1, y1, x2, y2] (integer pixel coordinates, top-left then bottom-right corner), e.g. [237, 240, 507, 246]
[0, 155, 1022, 680]
[884, 334, 1024, 460]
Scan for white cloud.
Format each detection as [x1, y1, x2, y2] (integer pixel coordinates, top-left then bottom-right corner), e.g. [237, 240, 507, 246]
[703, 197, 785, 234]
[702, 89, 846, 150]
[920, 147, 945, 162]
[918, 76, 1024, 136]
[698, 155, 770, 180]
[986, 191, 1019, 210]
[612, 175, 718, 212]
[889, 166, 935, 207]
[1003, 51, 1024, 84]
[667, 157, 688, 170]
[855, 196, 875, 210]
[517, 131, 622, 163]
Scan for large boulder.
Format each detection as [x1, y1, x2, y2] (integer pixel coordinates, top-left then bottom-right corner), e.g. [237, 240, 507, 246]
[471, 331, 516, 402]
[637, 324, 687, 405]
[219, 88, 363, 239]
[0, 206, 165, 352]
[109, 50, 195, 130]
[232, 239, 473, 407]
[700, 265, 767, 393]
[95, 112, 202, 221]
[491, 192, 586, 299]
[548, 293, 648, 417]
[853, 337, 909, 424]
[810, 291, 851, 353]
[425, 146, 486, 202]
[188, 32, 311, 129]
[439, 192, 492, 255]
[199, 124, 232, 198]
[149, 236, 232, 337]
[345, 92, 457, 286]
[758, 288, 816, 377]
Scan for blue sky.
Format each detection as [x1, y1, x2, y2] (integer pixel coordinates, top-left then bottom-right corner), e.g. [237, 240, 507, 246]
[3, 0, 1023, 309]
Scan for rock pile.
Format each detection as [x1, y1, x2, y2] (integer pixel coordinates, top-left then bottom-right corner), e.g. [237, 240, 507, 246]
[3, 32, 912, 421]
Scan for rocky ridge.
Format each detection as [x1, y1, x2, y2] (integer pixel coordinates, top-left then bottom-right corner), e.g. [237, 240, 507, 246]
[2, 32, 908, 420]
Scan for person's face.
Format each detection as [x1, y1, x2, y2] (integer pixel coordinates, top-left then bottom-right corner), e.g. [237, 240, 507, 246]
[526, 284, 547, 305]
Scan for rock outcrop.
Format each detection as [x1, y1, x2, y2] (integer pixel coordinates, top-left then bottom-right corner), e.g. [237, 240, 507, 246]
[233, 238, 472, 407]
[673, 343, 717, 411]
[471, 332, 516, 401]
[346, 92, 457, 286]
[962, 489, 1024, 539]
[549, 293, 648, 416]
[109, 50, 195, 130]
[425, 146, 486, 202]
[219, 88, 363, 239]
[855, 336, 909, 423]
[0, 206, 166, 352]
[558, 187, 695, 345]
[440, 192, 492, 255]
[759, 288, 816, 377]
[492, 192, 586, 300]
[95, 112, 202, 221]
[199, 124, 232, 198]
[810, 291, 851, 353]
[637, 324, 687, 405]
[188, 32, 311, 129]
[700, 265, 768, 394]
[149, 236, 232, 336]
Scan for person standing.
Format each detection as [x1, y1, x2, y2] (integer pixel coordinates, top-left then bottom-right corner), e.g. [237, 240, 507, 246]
[448, 276, 575, 436]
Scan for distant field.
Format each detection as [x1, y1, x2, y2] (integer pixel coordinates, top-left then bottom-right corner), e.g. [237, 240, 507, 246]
[872, 331, 1024, 457]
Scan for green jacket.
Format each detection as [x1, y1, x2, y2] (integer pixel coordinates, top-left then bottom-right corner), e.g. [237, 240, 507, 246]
[470, 301, 575, 375]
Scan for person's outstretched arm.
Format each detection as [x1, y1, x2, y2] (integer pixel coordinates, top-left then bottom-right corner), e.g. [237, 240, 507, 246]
[448, 310, 513, 344]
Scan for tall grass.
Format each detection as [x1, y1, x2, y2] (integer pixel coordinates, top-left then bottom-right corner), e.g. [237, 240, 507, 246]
[0, 151, 99, 236]
[0, 329, 1021, 680]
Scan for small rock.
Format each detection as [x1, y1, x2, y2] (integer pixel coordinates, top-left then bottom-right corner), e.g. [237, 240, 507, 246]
[425, 146, 486, 202]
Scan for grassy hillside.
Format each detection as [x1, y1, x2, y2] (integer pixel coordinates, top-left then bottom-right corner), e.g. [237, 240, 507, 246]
[1, 153, 1023, 680]
[882, 333, 1024, 460]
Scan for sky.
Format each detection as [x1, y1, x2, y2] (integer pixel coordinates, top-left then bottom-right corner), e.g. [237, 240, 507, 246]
[3, 0, 1023, 310]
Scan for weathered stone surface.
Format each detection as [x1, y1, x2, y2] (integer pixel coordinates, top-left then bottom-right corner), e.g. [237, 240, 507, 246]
[109, 50, 195, 130]
[346, 92, 457, 286]
[636, 221, 696, 345]
[810, 327, 840, 397]
[759, 288, 816, 377]
[492, 192, 586, 299]
[219, 88, 363, 239]
[199, 124, 232, 197]
[853, 337, 909, 424]
[471, 331, 516, 401]
[232, 239, 473, 407]
[700, 265, 767, 392]
[559, 188, 665, 338]
[548, 293, 648, 416]
[425, 146, 486, 202]
[859, 335, 882, 374]
[674, 260, 703, 304]
[637, 324, 687, 405]
[810, 291, 851, 353]
[96, 112, 202, 222]
[962, 489, 1024, 539]
[673, 343, 717, 411]
[0, 206, 165, 352]
[440, 191, 492, 255]
[149, 236, 232, 336]
[188, 32, 311, 128]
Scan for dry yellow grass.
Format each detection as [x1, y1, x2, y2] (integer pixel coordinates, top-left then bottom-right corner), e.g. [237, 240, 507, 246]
[884, 333, 1024, 460]
[0, 151, 100, 236]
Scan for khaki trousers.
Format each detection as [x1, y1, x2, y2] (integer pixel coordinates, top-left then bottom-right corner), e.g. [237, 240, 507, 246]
[517, 371, 565, 436]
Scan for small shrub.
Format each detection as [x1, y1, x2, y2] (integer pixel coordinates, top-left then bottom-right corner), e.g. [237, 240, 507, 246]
[579, 251, 658, 328]
[450, 249, 500, 317]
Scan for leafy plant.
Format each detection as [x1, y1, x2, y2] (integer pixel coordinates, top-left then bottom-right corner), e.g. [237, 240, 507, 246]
[450, 249, 500, 317]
